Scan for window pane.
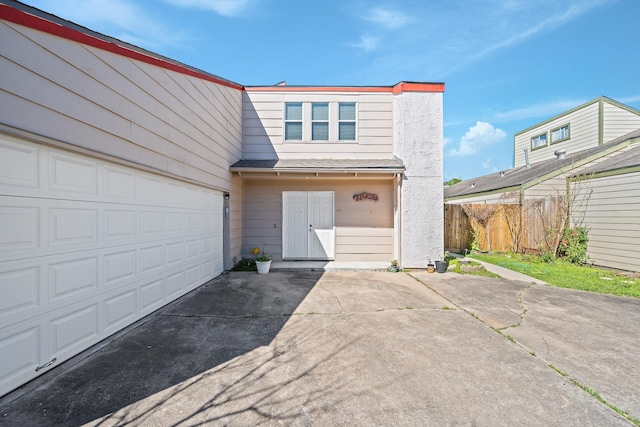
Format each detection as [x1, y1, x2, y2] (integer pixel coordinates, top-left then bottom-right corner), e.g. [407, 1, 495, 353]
[339, 103, 356, 120]
[312, 122, 328, 140]
[312, 103, 328, 120]
[285, 103, 302, 120]
[339, 122, 355, 140]
[532, 133, 547, 148]
[285, 122, 302, 140]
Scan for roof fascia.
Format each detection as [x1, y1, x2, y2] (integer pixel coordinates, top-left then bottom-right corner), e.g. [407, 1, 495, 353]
[514, 97, 602, 137]
[244, 82, 445, 94]
[522, 139, 633, 190]
[444, 184, 523, 202]
[0, 2, 244, 91]
[571, 164, 640, 181]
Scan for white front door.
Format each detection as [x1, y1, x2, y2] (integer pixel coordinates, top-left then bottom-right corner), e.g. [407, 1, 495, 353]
[283, 191, 334, 260]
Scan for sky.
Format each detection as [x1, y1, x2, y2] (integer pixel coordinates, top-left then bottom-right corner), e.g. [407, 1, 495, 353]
[21, 0, 640, 181]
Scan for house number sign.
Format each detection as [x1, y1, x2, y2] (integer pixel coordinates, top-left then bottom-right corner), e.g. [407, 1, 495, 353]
[353, 192, 378, 202]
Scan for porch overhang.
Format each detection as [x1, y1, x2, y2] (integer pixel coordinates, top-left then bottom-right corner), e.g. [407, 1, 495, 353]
[230, 159, 405, 180]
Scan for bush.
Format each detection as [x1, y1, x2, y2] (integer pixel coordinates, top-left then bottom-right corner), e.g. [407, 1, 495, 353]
[232, 257, 257, 271]
[557, 227, 589, 264]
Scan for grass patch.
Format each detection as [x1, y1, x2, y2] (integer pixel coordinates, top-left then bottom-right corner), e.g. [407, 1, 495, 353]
[471, 253, 640, 298]
[447, 259, 501, 278]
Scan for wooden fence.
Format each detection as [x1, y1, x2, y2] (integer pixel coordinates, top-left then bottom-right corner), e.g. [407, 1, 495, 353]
[444, 197, 562, 254]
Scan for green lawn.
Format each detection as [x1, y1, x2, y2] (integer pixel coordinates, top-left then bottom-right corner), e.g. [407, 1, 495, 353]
[470, 253, 640, 298]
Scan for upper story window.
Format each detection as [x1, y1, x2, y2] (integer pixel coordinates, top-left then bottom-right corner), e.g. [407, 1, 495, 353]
[338, 102, 356, 140]
[531, 132, 547, 150]
[311, 103, 329, 141]
[285, 102, 303, 140]
[550, 124, 570, 144]
[283, 101, 358, 142]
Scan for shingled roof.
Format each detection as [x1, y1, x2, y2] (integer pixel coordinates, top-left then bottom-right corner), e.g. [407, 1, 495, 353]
[230, 158, 405, 173]
[445, 128, 640, 200]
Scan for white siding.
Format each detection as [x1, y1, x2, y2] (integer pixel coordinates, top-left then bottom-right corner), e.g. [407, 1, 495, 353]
[514, 101, 599, 167]
[602, 101, 640, 143]
[0, 20, 243, 191]
[571, 172, 640, 272]
[243, 91, 394, 160]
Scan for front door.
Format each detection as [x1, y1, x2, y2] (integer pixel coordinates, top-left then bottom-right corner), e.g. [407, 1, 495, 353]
[283, 191, 335, 260]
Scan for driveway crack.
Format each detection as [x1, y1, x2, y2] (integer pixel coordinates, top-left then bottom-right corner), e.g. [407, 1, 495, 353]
[498, 282, 536, 331]
[319, 282, 343, 313]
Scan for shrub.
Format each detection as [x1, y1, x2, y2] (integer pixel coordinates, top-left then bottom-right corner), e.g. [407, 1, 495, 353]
[557, 226, 589, 264]
[232, 257, 257, 271]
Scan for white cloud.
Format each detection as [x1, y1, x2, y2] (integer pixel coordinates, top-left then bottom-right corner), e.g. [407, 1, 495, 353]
[494, 99, 587, 122]
[364, 7, 413, 29]
[444, 137, 452, 147]
[161, 0, 254, 16]
[348, 35, 380, 53]
[448, 121, 506, 157]
[618, 94, 640, 105]
[482, 158, 491, 169]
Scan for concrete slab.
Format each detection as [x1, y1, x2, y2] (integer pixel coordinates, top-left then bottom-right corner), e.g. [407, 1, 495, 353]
[0, 271, 634, 426]
[413, 270, 640, 424]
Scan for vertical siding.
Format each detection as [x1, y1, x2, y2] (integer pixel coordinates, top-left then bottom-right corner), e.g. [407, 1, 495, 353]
[243, 91, 394, 160]
[242, 178, 394, 261]
[602, 101, 640, 143]
[514, 102, 599, 167]
[0, 20, 243, 191]
[571, 172, 640, 272]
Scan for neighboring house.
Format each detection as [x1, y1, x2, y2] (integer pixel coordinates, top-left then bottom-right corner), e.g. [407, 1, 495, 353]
[445, 96, 640, 272]
[0, 1, 444, 396]
[570, 140, 640, 272]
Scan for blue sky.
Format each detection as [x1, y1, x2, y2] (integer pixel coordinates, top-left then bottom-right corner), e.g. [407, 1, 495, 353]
[23, 0, 640, 181]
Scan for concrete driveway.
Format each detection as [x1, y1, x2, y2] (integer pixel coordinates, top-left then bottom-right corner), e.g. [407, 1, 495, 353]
[1, 270, 638, 426]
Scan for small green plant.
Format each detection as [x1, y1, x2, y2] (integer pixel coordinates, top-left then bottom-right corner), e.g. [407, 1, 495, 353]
[469, 230, 480, 252]
[252, 246, 271, 262]
[232, 257, 256, 271]
[557, 226, 589, 264]
[390, 259, 398, 266]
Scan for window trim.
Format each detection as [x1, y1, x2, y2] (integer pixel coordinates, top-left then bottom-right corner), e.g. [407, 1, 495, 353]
[531, 132, 548, 151]
[311, 102, 329, 141]
[338, 102, 357, 141]
[284, 102, 303, 141]
[550, 123, 570, 145]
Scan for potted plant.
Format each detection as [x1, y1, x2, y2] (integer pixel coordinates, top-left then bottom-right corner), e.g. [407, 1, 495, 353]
[427, 258, 435, 273]
[252, 247, 271, 274]
[435, 251, 452, 274]
[389, 259, 399, 273]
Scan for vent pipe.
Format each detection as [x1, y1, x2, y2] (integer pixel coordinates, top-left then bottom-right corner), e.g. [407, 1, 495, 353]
[524, 148, 530, 168]
[554, 149, 567, 160]
[500, 171, 505, 178]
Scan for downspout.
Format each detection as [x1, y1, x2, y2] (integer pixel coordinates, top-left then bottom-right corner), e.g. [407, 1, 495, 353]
[395, 173, 402, 265]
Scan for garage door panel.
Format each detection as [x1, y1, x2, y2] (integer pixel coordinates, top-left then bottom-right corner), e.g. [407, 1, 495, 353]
[50, 303, 99, 356]
[0, 206, 39, 251]
[104, 290, 137, 333]
[49, 152, 98, 194]
[0, 326, 41, 394]
[0, 138, 39, 188]
[0, 266, 40, 320]
[0, 134, 224, 396]
[49, 257, 98, 303]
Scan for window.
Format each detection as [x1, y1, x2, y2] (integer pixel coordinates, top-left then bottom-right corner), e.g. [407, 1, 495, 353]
[338, 102, 356, 140]
[531, 132, 547, 150]
[551, 124, 570, 144]
[283, 101, 357, 142]
[285, 102, 302, 140]
[311, 103, 329, 141]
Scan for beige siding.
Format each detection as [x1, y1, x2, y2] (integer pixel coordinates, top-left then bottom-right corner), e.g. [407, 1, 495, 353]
[243, 91, 394, 160]
[0, 21, 243, 191]
[571, 172, 640, 272]
[243, 179, 394, 261]
[602, 101, 640, 143]
[514, 102, 599, 167]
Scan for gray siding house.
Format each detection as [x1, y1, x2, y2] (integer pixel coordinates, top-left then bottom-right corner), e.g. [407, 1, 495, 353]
[0, 1, 444, 396]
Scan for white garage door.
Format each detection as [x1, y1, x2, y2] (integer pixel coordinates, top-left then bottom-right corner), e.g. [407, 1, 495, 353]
[0, 134, 224, 396]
